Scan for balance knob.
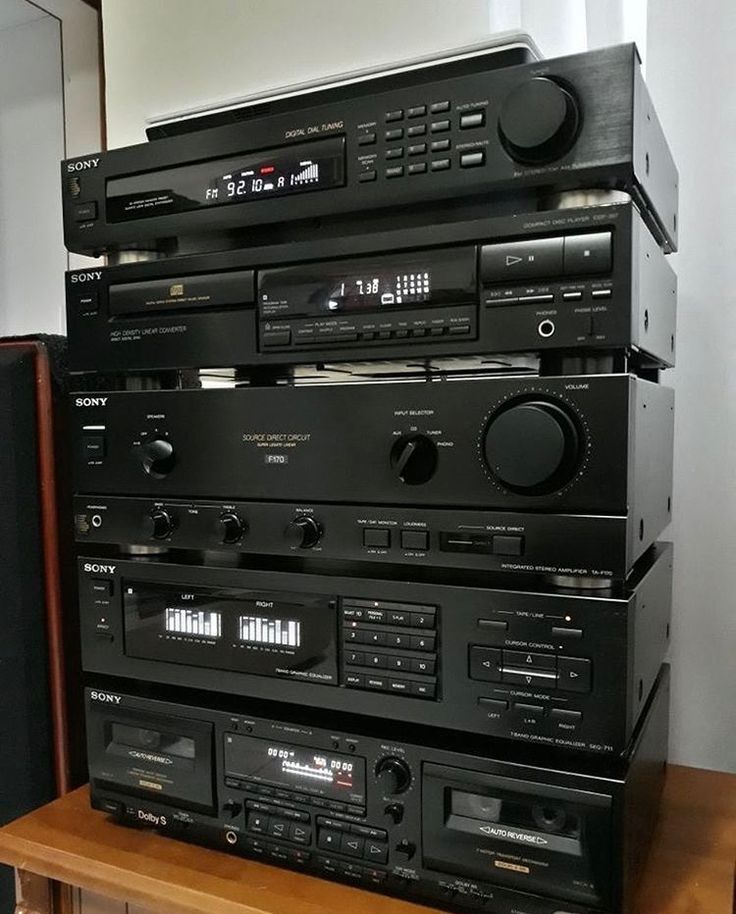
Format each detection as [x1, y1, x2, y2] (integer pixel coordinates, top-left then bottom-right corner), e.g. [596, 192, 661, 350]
[390, 434, 438, 485]
[375, 757, 411, 795]
[484, 399, 581, 494]
[219, 512, 245, 544]
[498, 77, 581, 164]
[139, 438, 175, 479]
[144, 509, 174, 540]
[284, 515, 322, 549]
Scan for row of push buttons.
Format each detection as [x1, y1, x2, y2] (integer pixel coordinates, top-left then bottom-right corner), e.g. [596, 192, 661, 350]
[267, 321, 473, 347]
[317, 818, 389, 864]
[378, 150, 484, 180]
[344, 671, 436, 699]
[345, 650, 435, 676]
[476, 698, 583, 729]
[469, 645, 592, 692]
[225, 777, 365, 817]
[345, 628, 436, 651]
[485, 288, 613, 308]
[244, 836, 311, 867]
[315, 855, 387, 887]
[342, 599, 436, 629]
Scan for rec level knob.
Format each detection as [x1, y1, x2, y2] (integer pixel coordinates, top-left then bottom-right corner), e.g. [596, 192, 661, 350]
[138, 438, 176, 479]
[484, 398, 581, 494]
[284, 515, 322, 549]
[219, 512, 245, 544]
[375, 757, 412, 795]
[390, 434, 438, 485]
[498, 77, 580, 164]
[144, 509, 174, 540]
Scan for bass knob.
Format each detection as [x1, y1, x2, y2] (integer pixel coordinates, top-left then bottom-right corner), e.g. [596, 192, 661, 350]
[390, 433, 438, 485]
[498, 77, 581, 164]
[484, 398, 581, 494]
[144, 509, 174, 540]
[375, 757, 411, 796]
[138, 438, 175, 479]
[284, 515, 322, 549]
[218, 512, 246, 544]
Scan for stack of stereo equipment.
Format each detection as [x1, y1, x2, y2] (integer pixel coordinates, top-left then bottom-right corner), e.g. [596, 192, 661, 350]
[63, 42, 677, 914]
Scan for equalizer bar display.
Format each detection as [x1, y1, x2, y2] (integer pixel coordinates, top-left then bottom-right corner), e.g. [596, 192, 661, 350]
[239, 616, 302, 648]
[165, 607, 222, 638]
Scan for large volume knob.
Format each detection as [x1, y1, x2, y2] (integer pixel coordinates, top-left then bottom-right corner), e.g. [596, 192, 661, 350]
[390, 434, 438, 485]
[498, 77, 580, 164]
[219, 512, 246, 544]
[284, 515, 322, 549]
[484, 399, 581, 494]
[375, 757, 412, 796]
[144, 509, 174, 540]
[138, 438, 176, 479]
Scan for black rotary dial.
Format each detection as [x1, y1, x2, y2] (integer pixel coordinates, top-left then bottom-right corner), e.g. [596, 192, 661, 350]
[375, 757, 412, 796]
[390, 433, 438, 485]
[218, 512, 246, 544]
[144, 509, 174, 540]
[284, 515, 322, 549]
[483, 398, 581, 494]
[138, 438, 176, 479]
[498, 77, 581, 164]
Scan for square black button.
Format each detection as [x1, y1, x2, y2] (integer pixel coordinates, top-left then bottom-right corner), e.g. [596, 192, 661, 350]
[364, 528, 391, 548]
[401, 530, 429, 549]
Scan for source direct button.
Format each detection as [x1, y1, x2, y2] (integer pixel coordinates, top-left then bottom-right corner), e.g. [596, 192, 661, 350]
[493, 535, 524, 556]
[469, 646, 502, 682]
[401, 530, 429, 550]
[480, 237, 564, 282]
[363, 528, 391, 548]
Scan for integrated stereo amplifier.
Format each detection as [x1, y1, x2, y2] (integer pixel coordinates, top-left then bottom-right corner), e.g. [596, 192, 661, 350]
[73, 374, 673, 578]
[62, 45, 677, 257]
[78, 544, 671, 755]
[65, 203, 676, 373]
[86, 664, 669, 914]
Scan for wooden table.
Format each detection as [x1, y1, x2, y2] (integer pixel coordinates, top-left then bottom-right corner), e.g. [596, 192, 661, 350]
[0, 766, 733, 914]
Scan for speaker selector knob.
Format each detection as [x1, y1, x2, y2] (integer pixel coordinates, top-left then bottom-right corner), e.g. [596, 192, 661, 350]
[144, 509, 174, 540]
[138, 438, 175, 479]
[498, 77, 580, 164]
[218, 512, 245, 544]
[375, 757, 411, 796]
[484, 399, 581, 494]
[284, 515, 322, 549]
[390, 434, 438, 485]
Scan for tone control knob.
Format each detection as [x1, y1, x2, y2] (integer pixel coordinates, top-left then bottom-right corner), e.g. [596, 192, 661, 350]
[284, 515, 322, 549]
[498, 77, 580, 164]
[138, 438, 175, 479]
[390, 434, 438, 486]
[484, 399, 581, 494]
[218, 512, 245, 544]
[375, 757, 411, 795]
[144, 509, 174, 540]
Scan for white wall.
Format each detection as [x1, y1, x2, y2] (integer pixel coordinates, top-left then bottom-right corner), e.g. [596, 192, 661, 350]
[0, 15, 66, 336]
[102, 0, 490, 148]
[645, 0, 736, 772]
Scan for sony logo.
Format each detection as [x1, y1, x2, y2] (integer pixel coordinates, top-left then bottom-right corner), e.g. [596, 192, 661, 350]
[70, 271, 102, 283]
[478, 825, 548, 845]
[75, 396, 108, 407]
[129, 750, 173, 766]
[83, 562, 116, 574]
[67, 157, 100, 172]
[138, 809, 167, 826]
[90, 690, 121, 704]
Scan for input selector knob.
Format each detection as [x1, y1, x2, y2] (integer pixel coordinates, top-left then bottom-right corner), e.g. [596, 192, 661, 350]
[219, 512, 245, 544]
[284, 515, 322, 549]
[375, 757, 411, 795]
[144, 509, 174, 540]
[138, 438, 175, 479]
[498, 77, 581, 164]
[390, 433, 438, 485]
[484, 399, 580, 494]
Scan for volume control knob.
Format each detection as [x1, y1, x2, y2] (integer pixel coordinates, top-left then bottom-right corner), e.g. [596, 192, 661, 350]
[498, 77, 581, 164]
[138, 438, 175, 479]
[144, 509, 174, 540]
[284, 515, 322, 549]
[375, 757, 411, 796]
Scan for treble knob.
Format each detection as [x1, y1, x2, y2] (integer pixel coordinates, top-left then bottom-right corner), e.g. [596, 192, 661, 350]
[375, 757, 411, 796]
[144, 509, 174, 540]
[390, 433, 438, 486]
[218, 512, 246, 544]
[138, 438, 175, 479]
[498, 77, 581, 164]
[284, 515, 322, 549]
[484, 398, 581, 495]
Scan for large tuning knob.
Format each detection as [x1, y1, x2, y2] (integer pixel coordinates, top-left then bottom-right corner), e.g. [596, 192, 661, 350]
[375, 757, 412, 796]
[484, 398, 581, 494]
[390, 434, 438, 486]
[284, 515, 322, 549]
[498, 77, 580, 164]
[138, 438, 176, 479]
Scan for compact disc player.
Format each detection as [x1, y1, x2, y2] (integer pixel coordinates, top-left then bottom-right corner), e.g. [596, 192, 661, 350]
[86, 664, 669, 914]
[62, 44, 677, 257]
[78, 544, 671, 755]
[65, 203, 676, 373]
